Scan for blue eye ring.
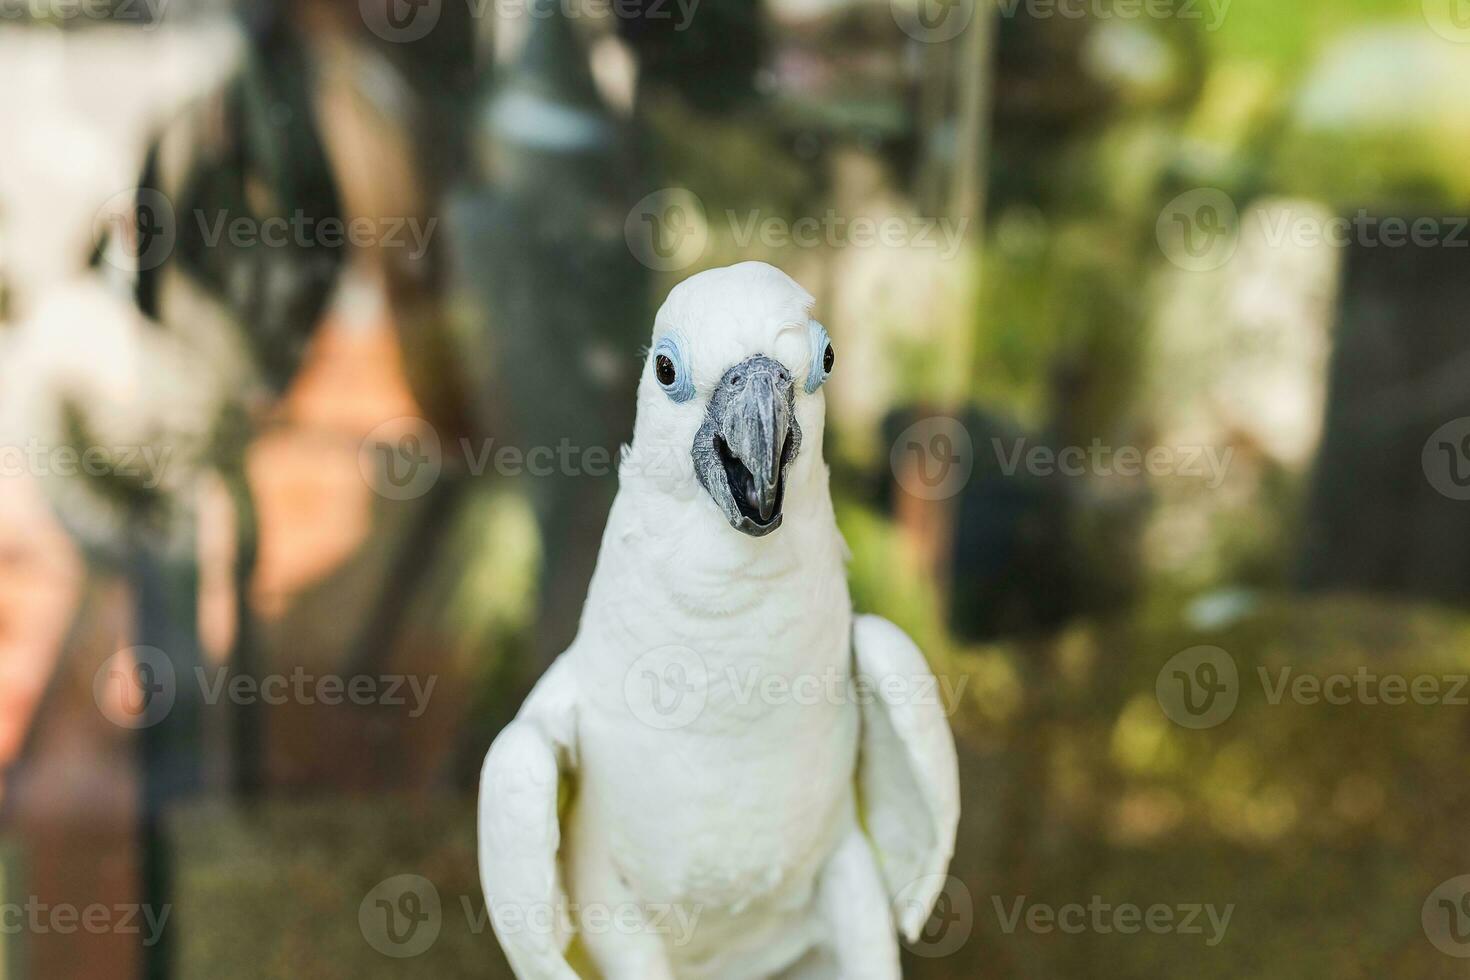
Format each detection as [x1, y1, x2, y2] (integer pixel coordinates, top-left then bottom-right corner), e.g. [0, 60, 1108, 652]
[653, 334, 695, 403]
[805, 320, 834, 393]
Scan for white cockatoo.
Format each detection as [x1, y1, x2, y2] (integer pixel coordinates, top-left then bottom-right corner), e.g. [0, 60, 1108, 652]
[478, 261, 960, 980]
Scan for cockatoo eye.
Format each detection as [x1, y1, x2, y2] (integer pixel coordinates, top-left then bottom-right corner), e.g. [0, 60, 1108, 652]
[805, 321, 834, 393]
[653, 335, 695, 402]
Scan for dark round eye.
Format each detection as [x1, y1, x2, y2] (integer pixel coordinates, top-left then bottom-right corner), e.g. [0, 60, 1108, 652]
[804, 321, 833, 393]
[656, 354, 677, 386]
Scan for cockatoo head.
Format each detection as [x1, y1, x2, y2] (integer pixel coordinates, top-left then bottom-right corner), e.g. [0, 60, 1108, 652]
[633, 262, 835, 538]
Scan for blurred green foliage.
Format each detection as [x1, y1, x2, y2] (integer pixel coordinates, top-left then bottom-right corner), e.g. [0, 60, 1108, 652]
[1205, 0, 1419, 66]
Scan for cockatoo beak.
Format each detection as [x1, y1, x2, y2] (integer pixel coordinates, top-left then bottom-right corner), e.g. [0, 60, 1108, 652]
[692, 354, 803, 537]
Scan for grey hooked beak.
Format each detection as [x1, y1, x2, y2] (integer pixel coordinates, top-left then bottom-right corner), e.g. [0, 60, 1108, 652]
[692, 355, 802, 537]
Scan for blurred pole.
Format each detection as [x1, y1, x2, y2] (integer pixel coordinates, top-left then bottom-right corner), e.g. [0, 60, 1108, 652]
[130, 537, 203, 980]
[217, 434, 263, 800]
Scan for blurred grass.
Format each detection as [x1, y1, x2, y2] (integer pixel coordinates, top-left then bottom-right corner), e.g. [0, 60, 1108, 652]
[920, 593, 1470, 978]
[171, 798, 510, 980]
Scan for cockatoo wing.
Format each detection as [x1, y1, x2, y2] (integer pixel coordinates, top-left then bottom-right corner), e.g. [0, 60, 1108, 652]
[478, 654, 582, 980]
[852, 614, 961, 942]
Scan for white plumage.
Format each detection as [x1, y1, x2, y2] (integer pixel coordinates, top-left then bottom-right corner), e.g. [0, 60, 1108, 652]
[478, 262, 960, 979]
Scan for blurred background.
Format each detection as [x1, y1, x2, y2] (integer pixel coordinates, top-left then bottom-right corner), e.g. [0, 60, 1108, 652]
[1, 0, 1469, 976]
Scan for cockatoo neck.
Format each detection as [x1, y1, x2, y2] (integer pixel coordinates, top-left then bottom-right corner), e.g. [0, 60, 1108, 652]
[600, 434, 846, 615]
